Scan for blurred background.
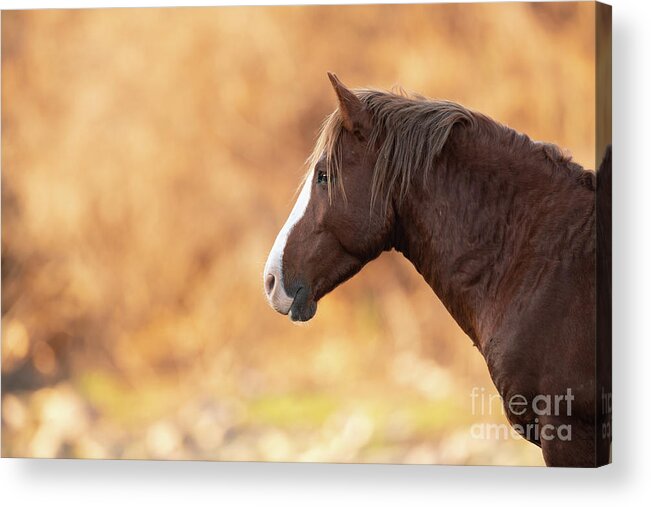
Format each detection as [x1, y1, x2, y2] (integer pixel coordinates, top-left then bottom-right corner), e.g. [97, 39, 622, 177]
[2, 2, 596, 465]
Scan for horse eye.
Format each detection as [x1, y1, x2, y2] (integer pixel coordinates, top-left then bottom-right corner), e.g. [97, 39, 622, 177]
[316, 170, 328, 185]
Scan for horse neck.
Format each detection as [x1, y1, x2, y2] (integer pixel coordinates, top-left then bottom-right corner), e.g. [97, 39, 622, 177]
[391, 122, 594, 350]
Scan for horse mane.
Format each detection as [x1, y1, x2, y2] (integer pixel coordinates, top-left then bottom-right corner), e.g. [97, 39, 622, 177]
[307, 88, 591, 211]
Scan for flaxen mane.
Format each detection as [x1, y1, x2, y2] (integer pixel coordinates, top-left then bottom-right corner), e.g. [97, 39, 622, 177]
[307, 88, 592, 212]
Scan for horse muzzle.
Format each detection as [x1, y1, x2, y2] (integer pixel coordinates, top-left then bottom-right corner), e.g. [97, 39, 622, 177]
[263, 267, 317, 322]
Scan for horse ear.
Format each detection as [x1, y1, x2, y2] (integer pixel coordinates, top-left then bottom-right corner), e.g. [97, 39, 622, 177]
[327, 72, 371, 140]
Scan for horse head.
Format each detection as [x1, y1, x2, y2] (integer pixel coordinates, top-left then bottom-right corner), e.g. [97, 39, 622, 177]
[263, 73, 393, 321]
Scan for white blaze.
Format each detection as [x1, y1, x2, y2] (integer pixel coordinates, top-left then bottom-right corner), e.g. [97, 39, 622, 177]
[263, 171, 314, 314]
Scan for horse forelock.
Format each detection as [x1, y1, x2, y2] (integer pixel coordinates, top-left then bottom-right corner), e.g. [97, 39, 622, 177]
[306, 88, 477, 212]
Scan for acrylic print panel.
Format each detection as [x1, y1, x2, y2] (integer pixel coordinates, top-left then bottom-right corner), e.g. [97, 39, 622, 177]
[1, 2, 610, 466]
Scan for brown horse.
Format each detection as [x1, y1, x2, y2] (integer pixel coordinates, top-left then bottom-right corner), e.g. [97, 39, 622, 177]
[263, 73, 610, 467]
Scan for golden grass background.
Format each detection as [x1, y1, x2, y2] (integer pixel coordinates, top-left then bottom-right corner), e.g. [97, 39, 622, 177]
[2, 3, 596, 464]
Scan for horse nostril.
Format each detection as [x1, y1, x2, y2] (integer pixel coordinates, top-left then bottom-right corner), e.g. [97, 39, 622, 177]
[265, 273, 276, 297]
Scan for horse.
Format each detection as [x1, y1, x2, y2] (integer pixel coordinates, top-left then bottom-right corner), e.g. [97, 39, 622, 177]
[263, 73, 610, 467]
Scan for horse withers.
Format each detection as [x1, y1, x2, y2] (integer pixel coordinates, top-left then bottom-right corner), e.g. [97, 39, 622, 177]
[263, 73, 610, 467]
